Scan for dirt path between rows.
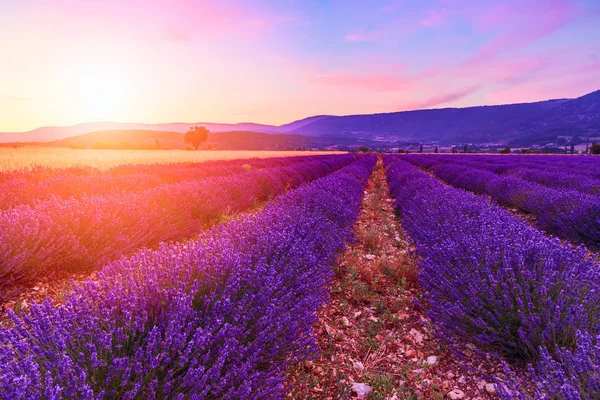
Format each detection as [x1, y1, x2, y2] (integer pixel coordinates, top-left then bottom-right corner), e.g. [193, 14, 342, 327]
[286, 157, 504, 400]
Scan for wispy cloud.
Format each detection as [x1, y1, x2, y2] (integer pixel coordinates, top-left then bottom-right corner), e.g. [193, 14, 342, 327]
[379, 3, 402, 14]
[419, 10, 448, 27]
[464, 0, 580, 66]
[457, 55, 551, 85]
[406, 85, 482, 110]
[310, 72, 412, 91]
[51, 0, 299, 41]
[486, 60, 600, 103]
[164, 27, 191, 42]
[344, 28, 384, 42]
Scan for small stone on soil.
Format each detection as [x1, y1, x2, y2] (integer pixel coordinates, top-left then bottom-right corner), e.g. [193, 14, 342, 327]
[447, 389, 466, 399]
[351, 382, 372, 398]
[352, 361, 364, 372]
[485, 383, 497, 395]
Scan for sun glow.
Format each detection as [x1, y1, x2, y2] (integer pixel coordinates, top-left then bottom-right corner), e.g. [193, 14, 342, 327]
[66, 64, 134, 121]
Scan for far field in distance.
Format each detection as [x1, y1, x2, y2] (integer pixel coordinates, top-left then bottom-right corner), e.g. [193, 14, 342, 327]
[0, 148, 342, 171]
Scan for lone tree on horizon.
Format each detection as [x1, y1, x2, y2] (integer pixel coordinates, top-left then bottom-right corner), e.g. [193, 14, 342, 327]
[184, 126, 209, 150]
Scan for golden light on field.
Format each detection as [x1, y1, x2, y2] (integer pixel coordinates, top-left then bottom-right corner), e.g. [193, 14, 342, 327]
[0, 148, 343, 171]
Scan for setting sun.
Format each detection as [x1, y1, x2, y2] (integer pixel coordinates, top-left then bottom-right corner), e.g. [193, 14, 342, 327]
[65, 64, 134, 121]
[77, 70, 129, 119]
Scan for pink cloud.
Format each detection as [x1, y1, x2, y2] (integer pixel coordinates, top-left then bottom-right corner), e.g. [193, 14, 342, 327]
[486, 79, 599, 104]
[379, 3, 402, 14]
[310, 72, 412, 91]
[486, 60, 600, 104]
[470, 3, 517, 31]
[578, 61, 600, 75]
[49, 0, 296, 41]
[464, 0, 580, 66]
[457, 55, 551, 85]
[407, 85, 482, 110]
[344, 28, 384, 42]
[164, 27, 191, 42]
[159, 2, 279, 39]
[419, 10, 448, 27]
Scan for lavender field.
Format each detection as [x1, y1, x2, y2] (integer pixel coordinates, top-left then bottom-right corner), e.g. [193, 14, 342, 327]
[0, 152, 598, 399]
[3, 1, 600, 397]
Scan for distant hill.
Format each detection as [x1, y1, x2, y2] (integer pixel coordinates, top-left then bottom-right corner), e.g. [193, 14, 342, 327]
[47, 129, 330, 151]
[46, 128, 387, 151]
[289, 100, 568, 143]
[0, 121, 282, 143]
[508, 90, 600, 145]
[202, 131, 320, 150]
[50, 130, 184, 149]
[277, 115, 333, 133]
[288, 90, 600, 145]
[2, 89, 599, 147]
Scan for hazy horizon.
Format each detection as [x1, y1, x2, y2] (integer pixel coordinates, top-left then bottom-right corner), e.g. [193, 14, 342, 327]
[4, 88, 598, 134]
[1, 0, 599, 132]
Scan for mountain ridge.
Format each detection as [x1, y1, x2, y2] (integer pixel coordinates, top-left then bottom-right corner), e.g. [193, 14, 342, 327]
[2, 89, 599, 146]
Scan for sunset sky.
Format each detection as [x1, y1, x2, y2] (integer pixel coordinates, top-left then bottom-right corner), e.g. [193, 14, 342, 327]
[1, 0, 599, 132]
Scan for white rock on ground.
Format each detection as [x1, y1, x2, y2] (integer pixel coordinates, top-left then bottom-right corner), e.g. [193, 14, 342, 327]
[447, 389, 466, 399]
[365, 254, 376, 260]
[351, 382, 373, 398]
[426, 355, 437, 365]
[409, 328, 424, 344]
[324, 323, 336, 336]
[352, 361, 364, 372]
[486, 383, 497, 395]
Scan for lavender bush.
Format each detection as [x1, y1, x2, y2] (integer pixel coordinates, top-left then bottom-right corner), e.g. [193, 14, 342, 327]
[500, 331, 599, 399]
[0, 156, 375, 399]
[384, 155, 600, 398]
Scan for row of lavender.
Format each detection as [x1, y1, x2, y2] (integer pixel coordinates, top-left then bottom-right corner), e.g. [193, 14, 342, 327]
[402, 155, 600, 251]
[0, 156, 376, 399]
[0, 155, 355, 298]
[471, 154, 600, 179]
[416, 154, 600, 195]
[0, 155, 320, 210]
[384, 155, 599, 399]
